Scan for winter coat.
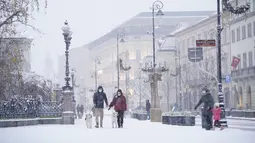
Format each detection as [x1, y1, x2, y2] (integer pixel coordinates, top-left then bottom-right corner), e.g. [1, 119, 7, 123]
[195, 92, 214, 115]
[146, 102, 151, 111]
[109, 95, 127, 112]
[212, 107, 221, 120]
[93, 86, 108, 108]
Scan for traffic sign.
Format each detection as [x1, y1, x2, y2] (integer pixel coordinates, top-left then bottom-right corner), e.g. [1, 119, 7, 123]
[188, 47, 203, 62]
[225, 75, 231, 83]
[196, 39, 216, 47]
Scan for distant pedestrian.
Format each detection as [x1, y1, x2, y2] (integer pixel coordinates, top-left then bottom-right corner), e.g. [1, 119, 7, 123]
[109, 89, 127, 128]
[194, 86, 214, 130]
[146, 100, 151, 120]
[93, 86, 108, 128]
[212, 103, 223, 130]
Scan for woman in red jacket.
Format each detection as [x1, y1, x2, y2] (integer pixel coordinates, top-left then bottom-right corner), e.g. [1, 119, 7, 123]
[108, 89, 127, 128]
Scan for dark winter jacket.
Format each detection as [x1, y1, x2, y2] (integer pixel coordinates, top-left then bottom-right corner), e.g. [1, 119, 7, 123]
[195, 92, 214, 115]
[93, 86, 108, 108]
[109, 90, 127, 112]
[146, 101, 151, 111]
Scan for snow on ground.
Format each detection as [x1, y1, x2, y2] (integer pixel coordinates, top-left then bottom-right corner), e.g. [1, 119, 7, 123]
[0, 111, 255, 143]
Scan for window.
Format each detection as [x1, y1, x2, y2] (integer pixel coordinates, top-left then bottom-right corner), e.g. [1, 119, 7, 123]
[242, 25, 246, 40]
[203, 31, 207, 39]
[248, 23, 252, 38]
[248, 51, 253, 67]
[136, 50, 141, 60]
[191, 36, 195, 46]
[231, 30, 235, 43]
[222, 28, 226, 44]
[237, 27, 241, 41]
[243, 53, 247, 68]
[237, 54, 241, 69]
[197, 33, 201, 40]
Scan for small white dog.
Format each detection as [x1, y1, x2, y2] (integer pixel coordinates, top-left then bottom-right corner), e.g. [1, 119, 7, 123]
[111, 111, 118, 128]
[85, 113, 93, 129]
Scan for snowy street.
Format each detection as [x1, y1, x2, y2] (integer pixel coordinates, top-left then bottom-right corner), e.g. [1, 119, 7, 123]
[0, 112, 255, 143]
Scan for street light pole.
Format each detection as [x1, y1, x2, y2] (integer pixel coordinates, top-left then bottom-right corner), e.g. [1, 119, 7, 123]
[116, 32, 125, 89]
[95, 60, 98, 90]
[218, 0, 250, 127]
[152, 0, 163, 68]
[62, 21, 73, 91]
[61, 20, 75, 124]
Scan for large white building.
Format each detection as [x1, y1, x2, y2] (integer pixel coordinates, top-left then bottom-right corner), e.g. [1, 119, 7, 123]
[58, 11, 216, 109]
[160, 0, 255, 110]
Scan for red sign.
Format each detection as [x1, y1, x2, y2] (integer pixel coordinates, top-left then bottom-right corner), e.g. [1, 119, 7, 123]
[231, 56, 241, 68]
[196, 40, 216, 47]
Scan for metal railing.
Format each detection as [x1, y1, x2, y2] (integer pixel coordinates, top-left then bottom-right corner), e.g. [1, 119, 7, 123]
[0, 99, 63, 119]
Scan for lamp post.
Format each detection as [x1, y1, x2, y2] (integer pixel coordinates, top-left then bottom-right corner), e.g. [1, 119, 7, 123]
[116, 32, 125, 89]
[218, 0, 250, 127]
[152, 0, 164, 68]
[92, 56, 101, 91]
[140, 0, 164, 122]
[61, 20, 74, 124]
[62, 20, 73, 91]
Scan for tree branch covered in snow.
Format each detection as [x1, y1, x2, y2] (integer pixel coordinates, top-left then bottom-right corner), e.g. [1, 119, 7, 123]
[197, 56, 217, 86]
[2, 73, 53, 101]
[0, 0, 47, 36]
[0, 0, 47, 100]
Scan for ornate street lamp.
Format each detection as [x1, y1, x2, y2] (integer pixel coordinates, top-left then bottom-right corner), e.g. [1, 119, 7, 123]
[61, 20, 73, 91]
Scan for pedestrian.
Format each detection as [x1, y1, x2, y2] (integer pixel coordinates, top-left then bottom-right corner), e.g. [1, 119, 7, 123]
[212, 103, 223, 130]
[146, 100, 151, 120]
[194, 86, 214, 130]
[76, 104, 80, 118]
[93, 86, 108, 128]
[80, 105, 84, 117]
[108, 89, 127, 128]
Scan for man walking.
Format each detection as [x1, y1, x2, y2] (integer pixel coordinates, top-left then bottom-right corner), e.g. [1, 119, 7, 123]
[194, 86, 214, 130]
[146, 100, 151, 120]
[93, 86, 108, 128]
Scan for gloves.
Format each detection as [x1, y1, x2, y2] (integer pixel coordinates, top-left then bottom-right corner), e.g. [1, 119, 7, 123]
[194, 106, 197, 110]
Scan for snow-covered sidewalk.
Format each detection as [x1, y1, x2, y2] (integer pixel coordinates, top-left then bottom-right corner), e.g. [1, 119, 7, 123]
[0, 115, 254, 143]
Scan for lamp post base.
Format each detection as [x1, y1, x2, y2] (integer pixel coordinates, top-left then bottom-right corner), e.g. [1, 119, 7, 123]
[61, 89, 75, 125]
[62, 111, 75, 125]
[150, 108, 162, 122]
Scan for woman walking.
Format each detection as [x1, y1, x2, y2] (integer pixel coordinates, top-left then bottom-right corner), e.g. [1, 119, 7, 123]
[108, 89, 127, 128]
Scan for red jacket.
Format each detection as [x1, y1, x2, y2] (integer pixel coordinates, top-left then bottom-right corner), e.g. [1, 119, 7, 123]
[212, 107, 221, 120]
[109, 95, 127, 112]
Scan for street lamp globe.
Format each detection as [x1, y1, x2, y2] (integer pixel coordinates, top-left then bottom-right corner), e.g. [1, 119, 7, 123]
[156, 9, 164, 16]
[62, 20, 72, 36]
[120, 38, 125, 43]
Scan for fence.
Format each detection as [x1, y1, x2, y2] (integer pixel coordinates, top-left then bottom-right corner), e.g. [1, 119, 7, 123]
[0, 99, 63, 119]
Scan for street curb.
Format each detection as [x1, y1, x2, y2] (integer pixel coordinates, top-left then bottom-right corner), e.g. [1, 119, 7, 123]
[195, 116, 255, 121]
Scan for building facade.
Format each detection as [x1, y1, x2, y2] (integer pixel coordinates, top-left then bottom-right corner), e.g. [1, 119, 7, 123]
[230, 1, 255, 109]
[58, 11, 216, 109]
[163, 0, 255, 110]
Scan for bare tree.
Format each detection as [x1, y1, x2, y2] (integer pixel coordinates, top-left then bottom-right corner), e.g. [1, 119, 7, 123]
[197, 56, 217, 87]
[0, 0, 47, 100]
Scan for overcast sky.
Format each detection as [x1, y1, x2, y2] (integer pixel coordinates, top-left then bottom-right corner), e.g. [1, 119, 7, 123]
[22, 0, 217, 77]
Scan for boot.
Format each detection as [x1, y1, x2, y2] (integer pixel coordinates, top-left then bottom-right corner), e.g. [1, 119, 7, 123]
[95, 122, 99, 128]
[100, 122, 103, 128]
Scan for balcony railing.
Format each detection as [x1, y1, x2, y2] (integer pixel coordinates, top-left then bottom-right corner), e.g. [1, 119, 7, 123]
[231, 66, 255, 81]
